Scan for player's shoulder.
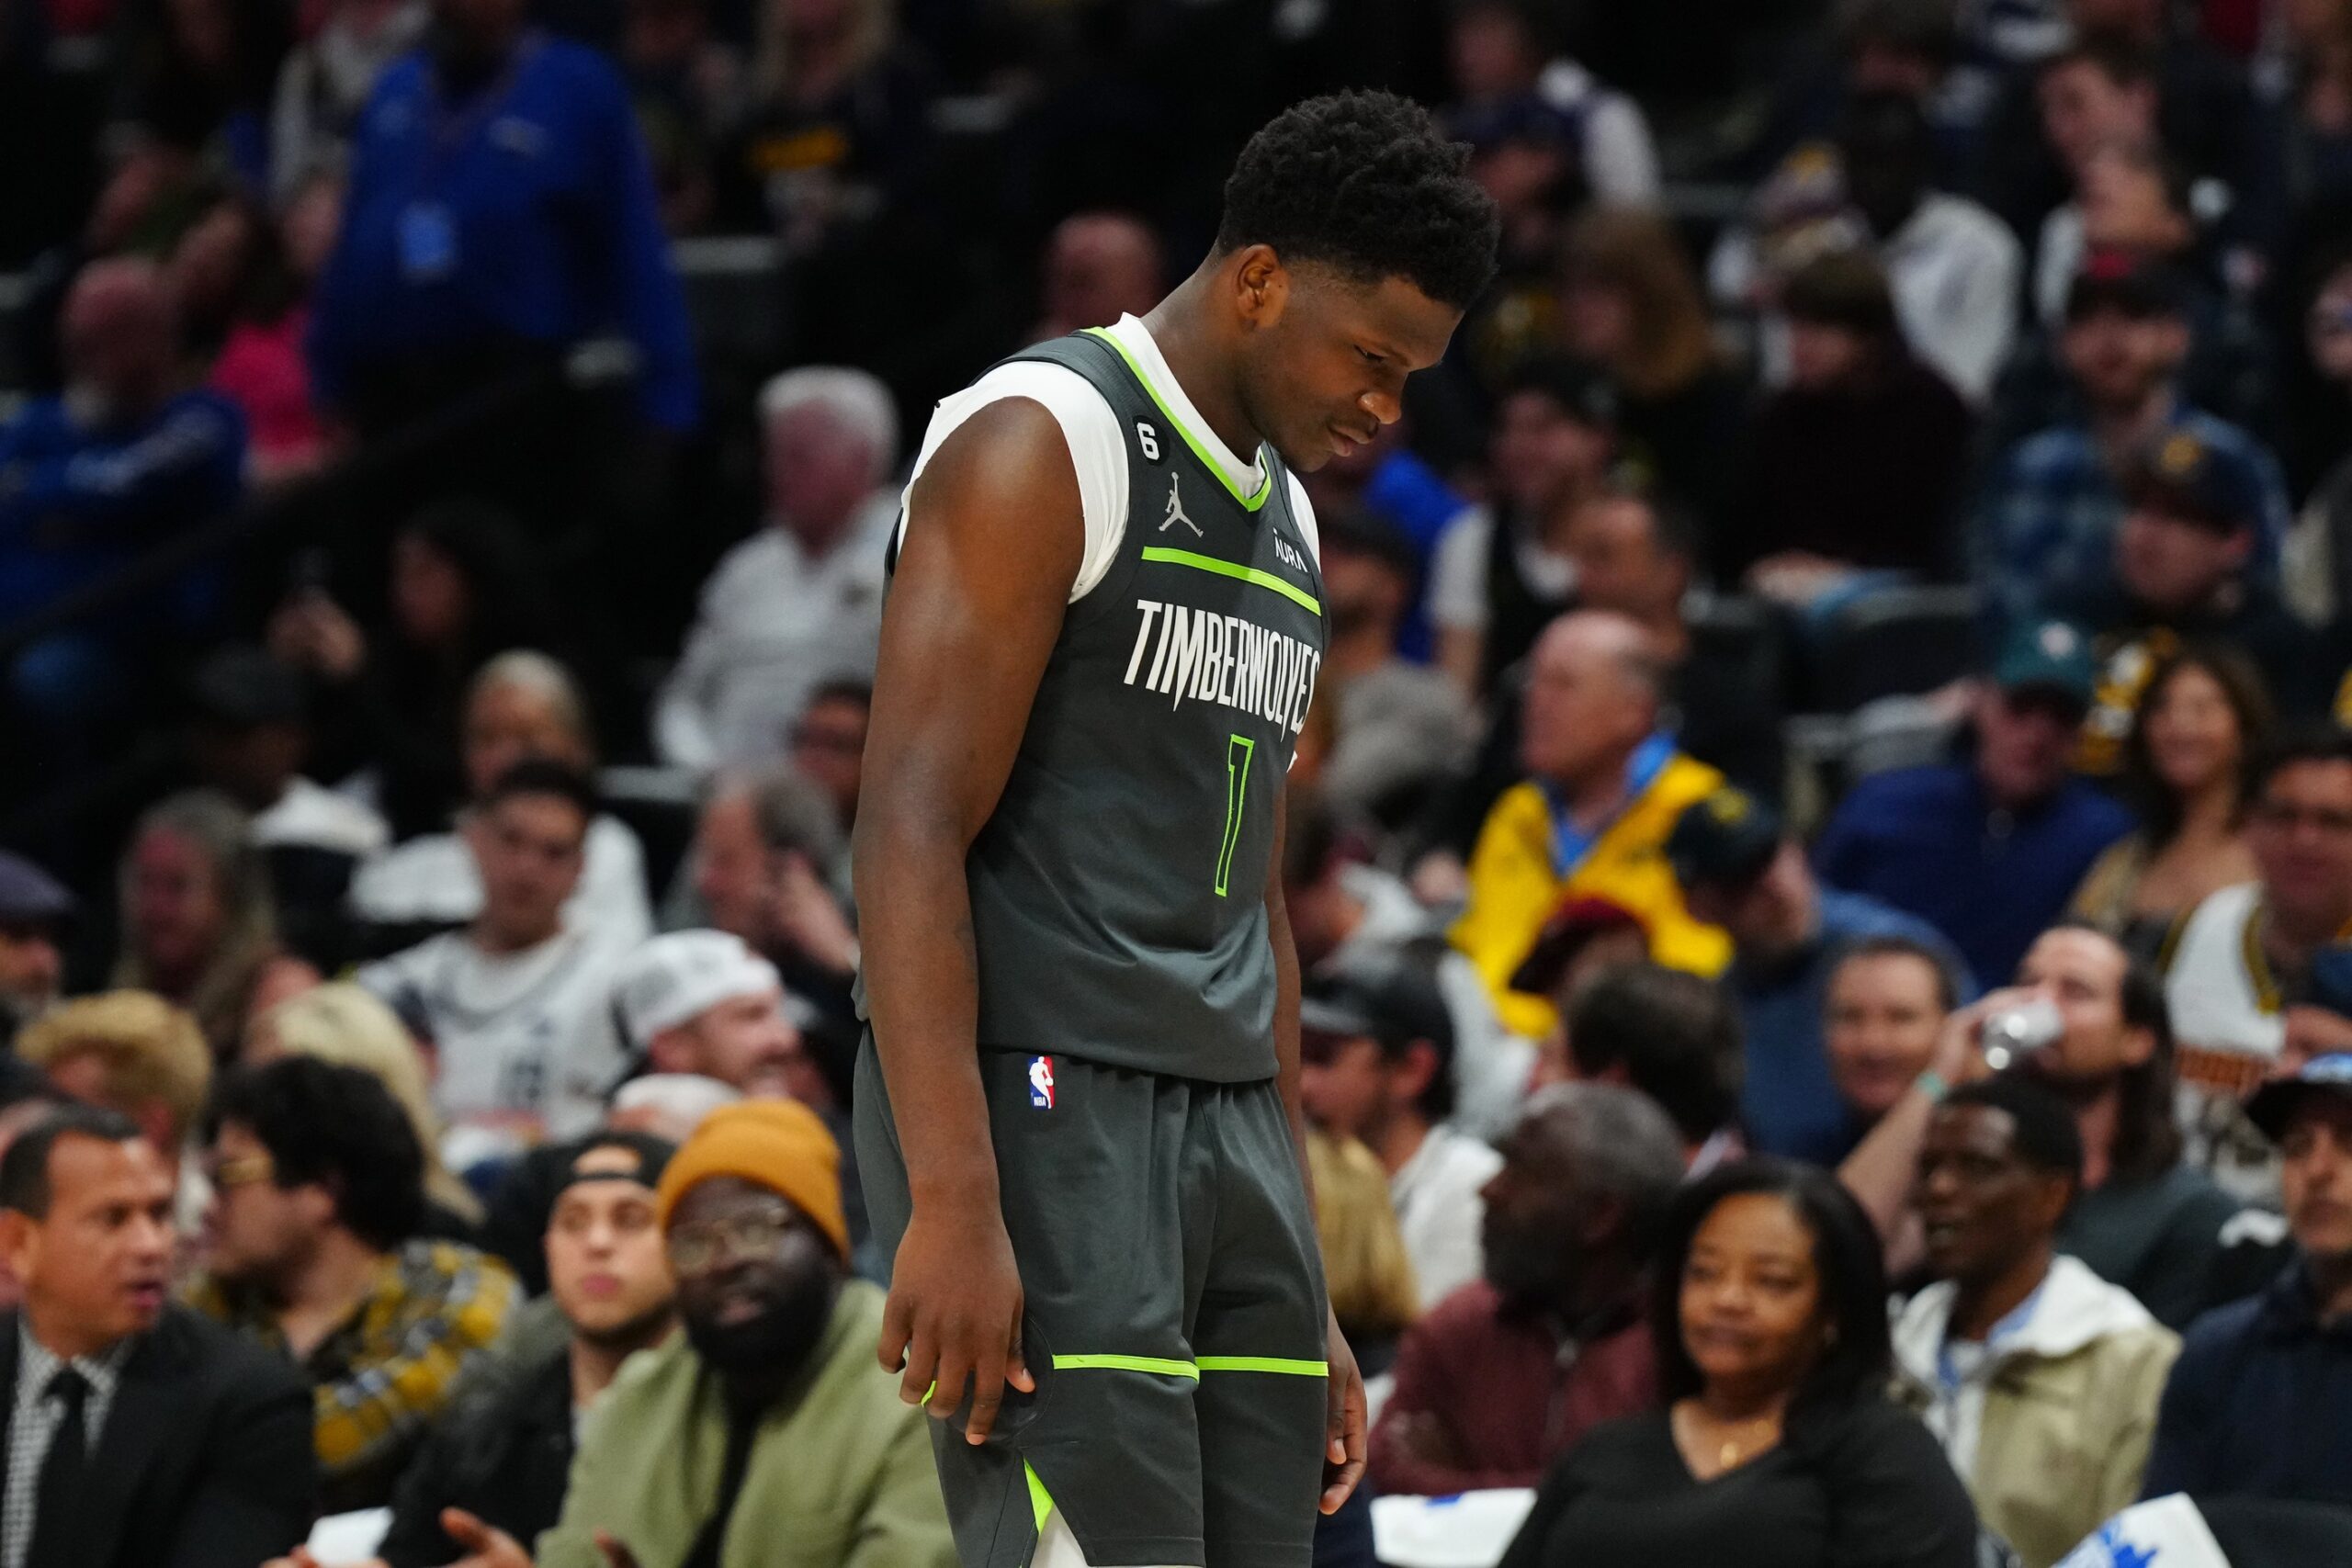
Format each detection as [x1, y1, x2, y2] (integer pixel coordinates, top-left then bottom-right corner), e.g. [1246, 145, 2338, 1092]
[944, 354, 1121, 434]
[913, 353, 1128, 494]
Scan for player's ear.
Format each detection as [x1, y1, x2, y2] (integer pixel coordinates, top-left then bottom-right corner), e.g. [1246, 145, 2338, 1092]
[1232, 244, 1291, 330]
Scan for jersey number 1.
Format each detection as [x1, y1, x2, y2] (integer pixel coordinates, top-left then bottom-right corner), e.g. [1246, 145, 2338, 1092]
[1216, 734, 1255, 897]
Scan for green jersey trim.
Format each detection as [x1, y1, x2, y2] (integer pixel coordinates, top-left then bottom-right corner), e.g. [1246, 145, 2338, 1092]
[1140, 546, 1322, 616]
[1195, 1356, 1329, 1377]
[1080, 327, 1273, 512]
[1050, 1352, 1202, 1381]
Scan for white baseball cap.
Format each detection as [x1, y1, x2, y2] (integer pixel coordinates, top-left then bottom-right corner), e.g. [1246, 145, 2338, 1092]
[615, 931, 784, 1043]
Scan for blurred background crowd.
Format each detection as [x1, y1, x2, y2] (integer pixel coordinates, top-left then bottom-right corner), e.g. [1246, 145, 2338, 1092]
[10, 0, 2352, 1564]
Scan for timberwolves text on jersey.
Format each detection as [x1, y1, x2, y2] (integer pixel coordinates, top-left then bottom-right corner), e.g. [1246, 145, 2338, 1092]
[1122, 598, 1321, 731]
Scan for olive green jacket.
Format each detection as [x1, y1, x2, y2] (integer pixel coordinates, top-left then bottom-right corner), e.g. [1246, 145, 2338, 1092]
[537, 1280, 956, 1568]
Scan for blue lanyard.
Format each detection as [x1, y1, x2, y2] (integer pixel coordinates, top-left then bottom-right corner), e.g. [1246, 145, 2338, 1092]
[1542, 733, 1676, 880]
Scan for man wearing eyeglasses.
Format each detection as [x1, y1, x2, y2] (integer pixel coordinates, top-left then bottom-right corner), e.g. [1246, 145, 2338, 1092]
[185, 1058, 518, 1513]
[424, 1100, 955, 1568]
[2163, 729, 2352, 1188]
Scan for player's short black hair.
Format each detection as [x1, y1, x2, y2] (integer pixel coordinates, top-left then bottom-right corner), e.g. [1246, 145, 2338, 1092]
[1944, 1077, 2086, 1196]
[0, 1106, 144, 1219]
[1216, 90, 1500, 310]
[204, 1057, 425, 1250]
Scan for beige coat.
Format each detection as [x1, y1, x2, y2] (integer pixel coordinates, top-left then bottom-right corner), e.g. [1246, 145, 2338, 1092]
[1893, 1256, 2181, 1568]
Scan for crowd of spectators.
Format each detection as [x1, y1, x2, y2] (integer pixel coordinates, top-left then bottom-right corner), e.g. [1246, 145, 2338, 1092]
[13, 0, 2352, 1564]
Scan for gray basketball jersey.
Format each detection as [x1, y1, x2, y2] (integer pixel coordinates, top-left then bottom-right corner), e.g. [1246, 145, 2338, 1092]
[888, 330, 1327, 1083]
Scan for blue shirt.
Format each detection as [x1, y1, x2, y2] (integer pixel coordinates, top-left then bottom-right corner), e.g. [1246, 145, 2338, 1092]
[1973, 407, 2288, 637]
[2142, 1262, 2352, 1506]
[1737, 888, 1973, 1165]
[309, 36, 698, 431]
[1815, 763, 2135, 987]
[0, 388, 247, 625]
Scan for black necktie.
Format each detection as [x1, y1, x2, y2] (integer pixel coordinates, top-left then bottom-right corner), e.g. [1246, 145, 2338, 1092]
[24, 1368, 89, 1568]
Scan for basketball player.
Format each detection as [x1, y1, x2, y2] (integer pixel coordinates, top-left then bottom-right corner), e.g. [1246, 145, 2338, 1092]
[853, 91, 1498, 1568]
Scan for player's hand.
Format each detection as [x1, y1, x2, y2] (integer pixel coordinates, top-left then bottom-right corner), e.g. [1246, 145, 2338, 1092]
[1320, 1308, 1367, 1514]
[438, 1507, 531, 1568]
[880, 1200, 1034, 1445]
[595, 1529, 644, 1568]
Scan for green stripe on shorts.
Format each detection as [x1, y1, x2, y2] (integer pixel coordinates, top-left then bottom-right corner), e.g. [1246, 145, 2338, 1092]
[1196, 1356, 1329, 1376]
[1026, 1460, 1055, 1533]
[1050, 1353, 1202, 1381]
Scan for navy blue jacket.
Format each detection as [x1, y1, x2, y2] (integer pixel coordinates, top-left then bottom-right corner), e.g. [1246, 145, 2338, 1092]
[309, 34, 697, 430]
[2143, 1261, 2352, 1506]
[1815, 763, 2135, 987]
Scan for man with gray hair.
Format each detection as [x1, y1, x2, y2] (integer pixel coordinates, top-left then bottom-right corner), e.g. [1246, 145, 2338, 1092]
[1450, 609, 1733, 1042]
[1368, 1081, 1680, 1496]
[655, 366, 902, 769]
[676, 762, 859, 1045]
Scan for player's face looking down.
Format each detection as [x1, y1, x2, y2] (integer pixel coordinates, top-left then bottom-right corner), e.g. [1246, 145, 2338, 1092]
[1225, 248, 1461, 473]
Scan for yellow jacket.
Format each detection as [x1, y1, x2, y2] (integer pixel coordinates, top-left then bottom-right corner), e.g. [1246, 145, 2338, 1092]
[1452, 750, 1731, 1039]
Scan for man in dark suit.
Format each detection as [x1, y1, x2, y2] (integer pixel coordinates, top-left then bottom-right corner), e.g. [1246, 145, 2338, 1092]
[0, 1103, 315, 1568]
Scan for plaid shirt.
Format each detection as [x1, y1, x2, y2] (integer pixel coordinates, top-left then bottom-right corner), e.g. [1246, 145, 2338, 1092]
[185, 1239, 517, 1509]
[3, 1325, 130, 1568]
[1973, 407, 2290, 637]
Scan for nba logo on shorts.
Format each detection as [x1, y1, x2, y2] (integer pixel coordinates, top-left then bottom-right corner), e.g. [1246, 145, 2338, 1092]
[1028, 1055, 1056, 1110]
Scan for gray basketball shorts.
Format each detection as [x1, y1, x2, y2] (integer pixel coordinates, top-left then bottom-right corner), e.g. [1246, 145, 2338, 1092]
[854, 1035, 1331, 1568]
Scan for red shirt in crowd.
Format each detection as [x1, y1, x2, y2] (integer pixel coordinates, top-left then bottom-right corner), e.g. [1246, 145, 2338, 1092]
[1368, 1279, 1657, 1497]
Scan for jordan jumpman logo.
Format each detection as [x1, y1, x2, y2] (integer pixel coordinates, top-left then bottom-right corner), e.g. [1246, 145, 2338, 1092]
[1159, 473, 1202, 536]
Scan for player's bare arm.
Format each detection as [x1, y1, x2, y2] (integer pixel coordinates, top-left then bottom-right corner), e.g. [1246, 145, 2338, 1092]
[853, 397, 1084, 1445]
